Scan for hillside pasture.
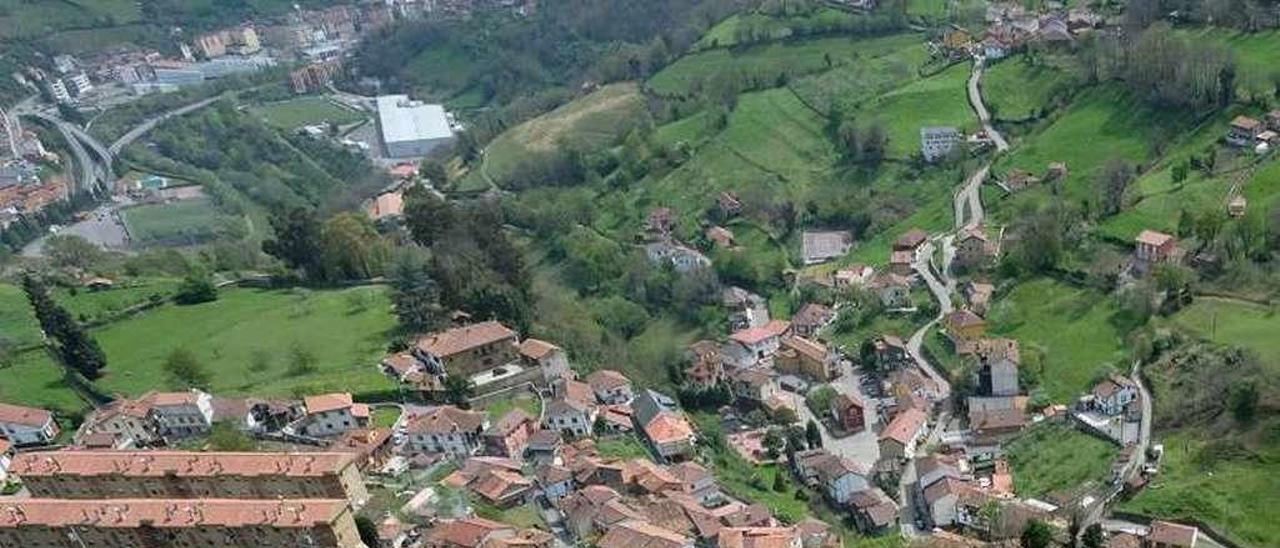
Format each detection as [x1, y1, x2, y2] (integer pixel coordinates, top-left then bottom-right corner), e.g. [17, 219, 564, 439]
[1005, 422, 1118, 497]
[981, 60, 1075, 121]
[92, 286, 397, 399]
[122, 198, 246, 247]
[1163, 298, 1280, 373]
[248, 97, 366, 129]
[854, 62, 975, 159]
[788, 35, 930, 115]
[481, 83, 648, 188]
[985, 278, 1128, 402]
[0, 0, 141, 40]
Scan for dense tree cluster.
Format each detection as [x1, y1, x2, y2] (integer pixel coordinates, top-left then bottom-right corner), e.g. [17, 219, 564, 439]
[1081, 24, 1236, 110]
[21, 274, 108, 380]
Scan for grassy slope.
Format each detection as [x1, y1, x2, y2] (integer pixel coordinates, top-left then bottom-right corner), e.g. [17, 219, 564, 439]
[858, 62, 975, 159]
[1005, 422, 1118, 497]
[92, 286, 396, 398]
[1172, 28, 1280, 96]
[650, 34, 921, 97]
[54, 277, 182, 325]
[1121, 430, 1280, 545]
[693, 9, 856, 49]
[0, 0, 140, 39]
[248, 97, 365, 129]
[980, 60, 1072, 121]
[480, 83, 647, 187]
[482, 393, 542, 422]
[985, 278, 1128, 402]
[0, 350, 86, 415]
[0, 283, 43, 349]
[989, 85, 1198, 221]
[789, 37, 929, 115]
[1162, 298, 1280, 373]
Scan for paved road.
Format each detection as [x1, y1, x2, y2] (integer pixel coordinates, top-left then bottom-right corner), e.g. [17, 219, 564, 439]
[955, 164, 989, 229]
[108, 95, 222, 155]
[967, 56, 1009, 152]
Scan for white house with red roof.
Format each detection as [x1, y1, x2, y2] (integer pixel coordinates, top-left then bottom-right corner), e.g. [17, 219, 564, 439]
[0, 402, 59, 446]
[724, 320, 791, 368]
[300, 392, 370, 437]
[142, 390, 214, 438]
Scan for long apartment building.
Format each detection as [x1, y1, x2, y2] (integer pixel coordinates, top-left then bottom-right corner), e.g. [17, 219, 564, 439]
[0, 498, 365, 547]
[10, 450, 369, 504]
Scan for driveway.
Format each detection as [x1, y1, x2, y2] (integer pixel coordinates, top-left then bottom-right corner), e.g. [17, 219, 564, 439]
[784, 363, 882, 466]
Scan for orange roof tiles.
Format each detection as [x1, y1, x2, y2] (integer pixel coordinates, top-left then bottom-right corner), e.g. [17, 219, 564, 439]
[599, 520, 692, 548]
[644, 412, 695, 445]
[879, 407, 927, 446]
[718, 527, 798, 548]
[1135, 229, 1174, 247]
[428, 517, 516, 548]
[304, 392, 353, 415]
[0, 498, 348, 528]
[517, 338, 560, 360]
[404, 406, 487, 435]
[587, 369, 631, 392]
[10, 450, 357, 478]
[730, 320, 790, 346]
[0, 402, 53, 427]
[416, 321, 516, 358]
[146, 391, 202, 407]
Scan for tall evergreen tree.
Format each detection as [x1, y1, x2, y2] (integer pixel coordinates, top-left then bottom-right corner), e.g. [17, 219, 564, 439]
[22, 274, 108, 379]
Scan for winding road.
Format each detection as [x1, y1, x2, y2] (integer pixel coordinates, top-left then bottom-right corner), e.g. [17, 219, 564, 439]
[108, 95, 223, 156]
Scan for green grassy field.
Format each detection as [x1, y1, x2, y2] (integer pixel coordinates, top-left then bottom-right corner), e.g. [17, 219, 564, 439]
[54, 278, 182, 325]
[0, 0, 140, 39]
[0, 282, 44, 349]
[597, 436, 652, 460]
[482, 392, 542, 422]
[649, 34, 919, 97]
[990, 85, 1199, 218]
[1162, 298, 1280, 373]
[693, 9, 857, 49]
[986, 278, 1128, 402]
[479, 83, 647, 188]
[788, 35, 930, 115]
[981, 60, 1075, 121]
[0, 350, 86, 415]
[1005, 422, 1118, 497]
[92, 286, 396, 398]
[372, 406, 401, 428]
[249, 97, 366, 129]
[122, 198, 245, 246]
[856, 62, 975, 159]
[1121, 430, 1280, 545]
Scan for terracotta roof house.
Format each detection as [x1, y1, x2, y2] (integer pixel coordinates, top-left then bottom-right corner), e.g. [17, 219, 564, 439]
[944, 310, 987, 341]
[963, 282, 995, 316]
[426, 517, 516, 548]
[717, 527, 801, 548]
[1089, 374, 1139, 416]
[598, 404, 635, 433]
[794, 518, 840, 548]
[526, 429, 563, 464]
[720, 504, 774, 528]
[1134, 230, 1177, 265]
[685, 340, 725, 389]
[333, 427, 395, 471]
[644, 412, 697, 462]
[544, 397, 597, 438]
[414, 321, 519, 377]
[1227, 115, 1263, 146]
[368, 189, 405, 220]
[1148, 520, 1199, 547]
[707, 226, 736, 248]
[725, 320, 791, 368]
[777, 335, 838, 381]
[483, 409, 537, 458]
[878, 407, 928, 462]
[790, 303, 835, 338]
[889, 249, 914, 276]
[729, 367, 776, 402]
[599, 520, 694, 548]
[484, 528, 555, 548]
[848, 489, 898, 534]
[405, 406, 489, 458]
[517, 337, 572, 383]
[829, 393, 866, 433]
[0, 402, 59, 446]
[587, 370, 634, 405]
[469, 468, 535, 507]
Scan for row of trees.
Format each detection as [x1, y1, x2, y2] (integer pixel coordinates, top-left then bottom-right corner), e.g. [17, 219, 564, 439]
[1080, 24, 1236, 111]
[21, 274, 108, 380]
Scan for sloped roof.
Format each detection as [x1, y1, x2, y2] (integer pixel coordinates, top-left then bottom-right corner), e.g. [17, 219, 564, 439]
[730, 320, 791, 345]
[879, 407, 927, 446]
[0, 402, 53, 427]
[517, 338, 560, 360]
[416, 321, 516, 358]
[304, 393, 353, 415]
[404, 406, 487, 434]
[599, 520, 692, 548]
[644, 412, 695, 445]
[1135, 229, 1174, 247]
[587, 369, 632, 392]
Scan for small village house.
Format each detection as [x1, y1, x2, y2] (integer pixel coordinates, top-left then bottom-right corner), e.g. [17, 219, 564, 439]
[535, 463, 575, 501]
[718, 527, 801, 548]
[482, 409, 537, 458]
[955, 225, 999, 268]
[0, 403, 60, 446]
[684, 340, 726, 389]
[871, 334, 911, 370]
[849, 489, 898, 535]
[599, 520, 694, 548]
[729, 368, 776, 403]
[878, 407, 928, 461]
[793, 450, 871, 505]
[586, 370, 634, 405]
[867, 273, 911, 308]
[544, 398, 596, 438]
[646, 241, 712, 273]
[75, 398, 159, 448]
[1227, 116, 1264, 147]
[724, 320, 790, 368]
[1147, 520, 1200, 548]
[829, 393, 866, 433]
[300, 392, 370, 437]
[1089, 375, 1138, 416]
[776, 335, 839, 381]
[790, 303, 835, 338]
[1134, 230, 1178, 265]
[717, 191, 743, 218]
[944, 310, 987, 342]
[963, 282, 994, 316]
[333, 427, 395, 472]
[889, 249, 914, 276]
[894, 229, 929, 260]
[634, 390, 697, 462]
[706, 226, 736, 248]
[834, 265, 875, 287]
[404, 405, 489, 457]
[921, 127, 960, 162]
[517, 338, 572, 384]
[144, 390, 215, 438]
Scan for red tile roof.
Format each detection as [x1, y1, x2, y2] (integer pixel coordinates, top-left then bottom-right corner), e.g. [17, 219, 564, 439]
[416, 321, 516, 358]
[718, 527, 798, 548]
[1148, 521, 1198, 547]
[644, 412, 695, 445]
[10, 451, 357, 478]
[587, 369, 631, 392]
[879, 407, 927, 446]
[428, 517, 516, 548]
[404, 406, 487, 435]
[304, 393, 353, 415]
[730, 320, 790, 346]
[517, 338, 560, 360]
[599, 520, 692, 548]
[0, 498, 349, 529]
[0, 402, 53, 427]
[1135, 229, 1175, 248]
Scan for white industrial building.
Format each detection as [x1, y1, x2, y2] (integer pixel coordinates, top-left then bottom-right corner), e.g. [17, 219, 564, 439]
[376, 95, 454, 158]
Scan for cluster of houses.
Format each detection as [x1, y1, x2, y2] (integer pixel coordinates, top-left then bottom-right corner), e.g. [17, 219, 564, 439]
[644, 207, 714, 273]
[1226, 111, 1280, 152]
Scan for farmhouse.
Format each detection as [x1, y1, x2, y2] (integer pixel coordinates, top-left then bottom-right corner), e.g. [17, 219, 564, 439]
[893, 229, 929, 257]
[955, 225, 1000, 267]
[729, 368, 776, 403]
[684, 340, 726, 389]
[517, 337, 572, 383]
[867, 273, 911, 308]
[1134, 230, 1178, 265]
[944, 310, 987, 342]
[414, 321, 519, 378]
[1088, 375, 1138, 416]
[482, 409, 537, 458]
[545, 398, 596, 438]
[300, 392, 370, 438]
[404, 406, 489, 457]
[1227, 116, 1263, 147]
[646, 241, 712, 273]
[834, 264, 875, 287]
